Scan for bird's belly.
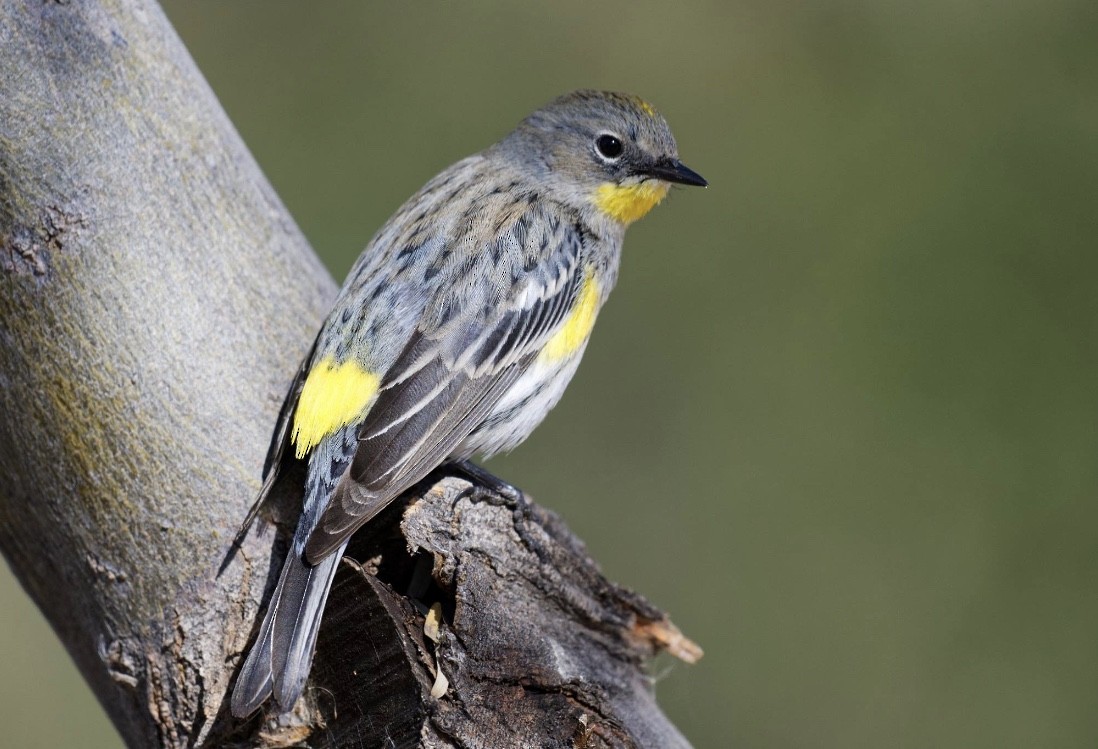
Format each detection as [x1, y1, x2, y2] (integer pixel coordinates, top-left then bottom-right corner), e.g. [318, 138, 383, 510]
[455, 351, 586, 459]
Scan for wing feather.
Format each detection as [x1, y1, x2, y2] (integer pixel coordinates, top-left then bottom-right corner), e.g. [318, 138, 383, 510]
[233, 334, 320, 544]
[303, 217, 589, 563]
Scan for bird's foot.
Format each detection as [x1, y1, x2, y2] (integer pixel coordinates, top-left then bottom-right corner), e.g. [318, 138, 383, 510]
[447, 460, 549, 563]
[448, 459, 526, 506]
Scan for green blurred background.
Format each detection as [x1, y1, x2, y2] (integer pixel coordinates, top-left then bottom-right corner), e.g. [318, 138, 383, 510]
[3, 1, 1097, 746]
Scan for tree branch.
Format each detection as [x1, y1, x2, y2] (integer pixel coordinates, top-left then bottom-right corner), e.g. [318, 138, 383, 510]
[0, 2, 698, 747]
[0, 1, 332, 744]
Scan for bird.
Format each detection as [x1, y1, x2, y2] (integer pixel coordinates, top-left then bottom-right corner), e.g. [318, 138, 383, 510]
[230, 89, 707, 717]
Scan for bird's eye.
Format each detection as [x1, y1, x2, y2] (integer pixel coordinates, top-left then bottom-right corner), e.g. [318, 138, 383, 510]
[595, 134, 624, 161]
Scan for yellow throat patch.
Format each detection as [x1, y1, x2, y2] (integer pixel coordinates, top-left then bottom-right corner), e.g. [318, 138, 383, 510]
[291, 356, 380, 457]
[593, 181, 671, 225]
[542, 274, 601, 360]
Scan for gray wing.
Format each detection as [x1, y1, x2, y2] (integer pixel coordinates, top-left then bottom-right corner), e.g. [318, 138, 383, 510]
[303, 218, 585, 562]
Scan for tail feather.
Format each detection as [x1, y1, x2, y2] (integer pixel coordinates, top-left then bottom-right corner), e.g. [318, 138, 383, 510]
[230, 602, 275, 716]
[230, 543, 347, 717]
[270, 547, 344, 710]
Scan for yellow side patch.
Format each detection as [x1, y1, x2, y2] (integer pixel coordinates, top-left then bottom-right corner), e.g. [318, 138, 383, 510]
[291, 356, 380, 458]
[593, 181, 671, 225]
[542, 274, 601, 361]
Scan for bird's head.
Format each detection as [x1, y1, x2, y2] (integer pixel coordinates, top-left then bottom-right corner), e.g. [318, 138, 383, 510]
[496, 90, 707, 227]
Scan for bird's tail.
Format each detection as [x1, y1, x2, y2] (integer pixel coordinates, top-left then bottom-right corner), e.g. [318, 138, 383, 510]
[230, 541, 347, 717]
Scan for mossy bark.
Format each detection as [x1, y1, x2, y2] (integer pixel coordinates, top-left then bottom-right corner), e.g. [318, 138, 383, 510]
[0, 1, 332, 744]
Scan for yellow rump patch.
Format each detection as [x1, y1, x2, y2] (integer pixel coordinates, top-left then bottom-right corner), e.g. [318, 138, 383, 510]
[593, 181, 671, 225]
[291, 356, 380, 458]
[542, 274, 601, 361]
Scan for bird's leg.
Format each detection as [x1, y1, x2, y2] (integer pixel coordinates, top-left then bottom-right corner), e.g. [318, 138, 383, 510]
[448, 459, 526, 504]
[446, 459, 550, 563]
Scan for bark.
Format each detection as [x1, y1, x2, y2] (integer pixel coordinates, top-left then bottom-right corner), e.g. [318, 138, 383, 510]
[0, 2, 699, 747]
[228, 478, 701, 749]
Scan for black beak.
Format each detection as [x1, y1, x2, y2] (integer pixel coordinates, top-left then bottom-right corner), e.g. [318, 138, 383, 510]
[646, 158, 708, 187]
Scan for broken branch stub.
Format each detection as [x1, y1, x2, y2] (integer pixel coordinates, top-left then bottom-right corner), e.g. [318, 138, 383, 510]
[229, 476, 700, 748]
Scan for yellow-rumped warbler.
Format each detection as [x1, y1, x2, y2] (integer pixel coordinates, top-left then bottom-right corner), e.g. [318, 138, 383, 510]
[231, 90, 706, 717]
